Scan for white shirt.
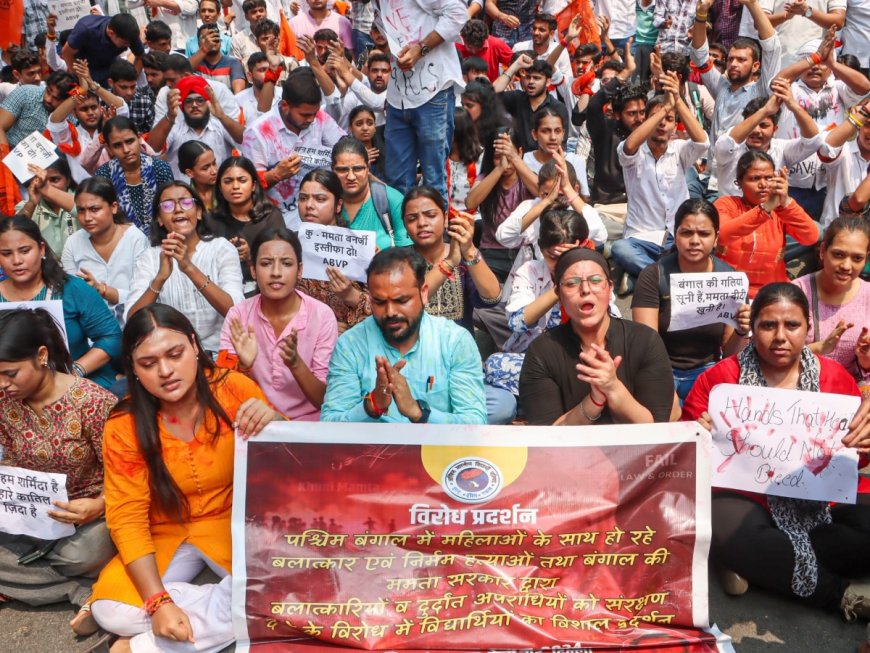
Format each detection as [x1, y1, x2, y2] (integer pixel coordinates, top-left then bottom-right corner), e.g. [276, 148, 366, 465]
[126, 237, 245, 351]
[46, 102, 130, 184]
[822, 140, 870, 226]
[373, 0, 467, 110]
[155, 79, 241, 124]
[153, 1, 200, 51]
[714, 128, 824, 195]
[235, 86, 282, 124]
[522, 151, 591, 199]
[164, 117, 238, 179]
[231, 28, 261, 67]
[595, 0, 637, 39]
[840, 0, 870, 69]
[617, 136, 710, 238]
[61, 225, 150, 326]
[512, 39, 572, 79]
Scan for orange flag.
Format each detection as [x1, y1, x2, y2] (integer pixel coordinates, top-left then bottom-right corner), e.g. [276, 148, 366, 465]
[0, 0, 24, 52]
[557, 0, 601, 48]
[279, 10, 304, 61]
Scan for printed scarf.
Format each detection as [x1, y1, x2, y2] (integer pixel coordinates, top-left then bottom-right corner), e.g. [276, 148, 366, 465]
[109, 154, 156, 237]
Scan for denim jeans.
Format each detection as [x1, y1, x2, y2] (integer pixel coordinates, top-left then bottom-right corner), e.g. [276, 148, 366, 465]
[673, 361, 717, 404]
[352, 29, 374, 58]
[610, 234, 674, 278]
[385, 87, 455, 199]
[486, 384, 517, 425]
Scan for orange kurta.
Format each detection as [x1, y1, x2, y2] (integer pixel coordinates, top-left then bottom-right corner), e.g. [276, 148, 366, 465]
[91, 371, 267, 606]
[714, 195, 819, 298]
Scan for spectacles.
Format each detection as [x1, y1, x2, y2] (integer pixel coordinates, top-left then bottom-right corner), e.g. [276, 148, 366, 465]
[560, 275, 607, 291]
[159, 197, 197, 213]
[183, 96, 207, 106]
[334, 165, 368, 176]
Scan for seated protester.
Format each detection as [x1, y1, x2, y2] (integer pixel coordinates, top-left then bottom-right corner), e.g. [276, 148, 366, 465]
[231, 0, 269, 64]
[89, 305, 280, 651]
[347, 106, 387, 182]
[466, 128, 536, 284]
[62, 179, 150, 327]
[776, 32, 870, 220]
[242, 67, 345, 229]
[325, 47, 390, 130]
[185, 0, 234, 59]
[105, 59, 139, 116]
[793, 217, 870, 387]
[254, 18, 301, 73]
[714, 88, 822, 199]
[459, 78, 513, 153]
[456, 19, 514, 83]
[631, 199, 752, 403]
[178, 141, 218, 212]
[45, 74, 128, 183]
[130, 51, 168, 136]
[144, 0, 200, 52]
[331, 137, 412, 250]
[522, 106, 591, 198]
[485, 209, 588, 398]
[126, 182, 245, 354]
[289, 0, 353, 52]
[296, 169, 373, 331]
[496, 158, 606, 280]
[15, 160, 78, 257]
[461, 56, 491, 84]
[820, 99, 870, 227]
[61, 13, 144, 87]
[321, 248, 488, 424]
[143, 19, 174, 55]
[94, 117, 175, 238]
[511, 12, 573, 79]
[714, 151, 819, 298]
[681, 282, 870, 613]
[219, 228, 338, 420]
[0, 309, 117, 631]
[612, 72, 710, 293]
[235, 53, 282, 124]
[519, 247, 675, 425]
[189, 23, 247, 94]
[0, 217, 122, 388]
[447, 108, 484, 217]
[207, 156, 285, 294]
[654, 51, 715, 134]
[404, 186, 502, 332]
[493, 55, 569, 155]
[147, 75, 245, 180]
[153, 54, 242, 126]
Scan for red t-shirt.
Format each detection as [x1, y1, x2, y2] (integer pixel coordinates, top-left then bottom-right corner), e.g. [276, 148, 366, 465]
[456, 36, 515, 82]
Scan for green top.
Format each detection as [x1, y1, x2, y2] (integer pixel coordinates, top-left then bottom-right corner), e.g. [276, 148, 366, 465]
[15, 198, 80, 257]
[635, 0, 659, 46]
[341, 184, 413, 251]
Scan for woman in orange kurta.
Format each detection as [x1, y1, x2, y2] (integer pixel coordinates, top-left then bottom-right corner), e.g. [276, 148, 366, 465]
[714, 150, 819, 298]
[89, 304, 280, 652]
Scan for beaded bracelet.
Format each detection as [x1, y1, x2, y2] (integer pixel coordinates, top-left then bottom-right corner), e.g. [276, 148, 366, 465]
[145, 590, 174, 616]
[197, 275, 212, 292]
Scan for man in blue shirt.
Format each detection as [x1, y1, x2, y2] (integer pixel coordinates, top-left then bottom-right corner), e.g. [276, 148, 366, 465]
[61, 14, 145, 87]
[321, 248, 487, 424]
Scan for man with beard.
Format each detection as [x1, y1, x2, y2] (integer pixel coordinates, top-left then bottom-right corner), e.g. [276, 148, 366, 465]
[235, 53, 282, 123]
[321, 247, 487, 424]
[0, 70, 77, 150]
[612, 72, 709, 289]
[494, 54, 568, 153]
[147, 75, 245, 179]
[328, 49, 391, 129]
[511, 12, 572, 78]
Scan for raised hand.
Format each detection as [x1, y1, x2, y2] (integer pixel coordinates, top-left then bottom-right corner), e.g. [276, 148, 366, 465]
[277, 328, 300, 370]
[326, 266, 358, 305]
[167, 88, 181, 122]
[228, 318, 258, 370]
[818, 320, 854, 355]
[575, 343, 624, 403]
[566, 14, 583, 42]
[855, 327, 870, 369]
[446, 210, 476, 259]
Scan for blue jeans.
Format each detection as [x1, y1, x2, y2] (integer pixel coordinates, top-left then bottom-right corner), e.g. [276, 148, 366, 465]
[673, 362, 716, 404]
[784, 220, 822, 263]
[610, 234, 674, 278]
[790, 186, 826, 222]
[385, 88, 454, 199]
[352, 29, 374, 59]
[486, 384, 517, 425]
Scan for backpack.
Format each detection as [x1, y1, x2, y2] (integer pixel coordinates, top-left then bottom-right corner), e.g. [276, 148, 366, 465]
[369, 180, 395, 247]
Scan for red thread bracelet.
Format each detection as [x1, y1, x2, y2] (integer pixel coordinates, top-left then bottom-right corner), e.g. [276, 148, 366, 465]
[144, 590, 173, 616]
[589, 392, 606, 408]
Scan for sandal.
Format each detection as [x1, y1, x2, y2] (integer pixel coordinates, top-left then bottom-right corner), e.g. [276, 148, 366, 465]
[71, 602, 100, 637]
[83, 631, 118, 653]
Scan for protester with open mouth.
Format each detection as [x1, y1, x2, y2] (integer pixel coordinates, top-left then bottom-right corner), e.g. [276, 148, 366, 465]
[519, 248, 674, 426]
[125, 182, 244, 355]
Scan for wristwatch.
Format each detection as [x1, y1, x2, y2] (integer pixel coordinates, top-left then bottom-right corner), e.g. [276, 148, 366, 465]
[804, 6, 814, 17]
[419, 42, 431, 57]
[411, 399, 431, 424]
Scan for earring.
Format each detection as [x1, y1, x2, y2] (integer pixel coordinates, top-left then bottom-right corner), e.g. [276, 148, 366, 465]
[41, 360, 48, 367]
[41, 255, 46, 260]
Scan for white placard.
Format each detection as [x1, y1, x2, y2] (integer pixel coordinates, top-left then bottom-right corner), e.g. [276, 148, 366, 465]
[50, 0, 91, 31]
[0, 466, 74, 540]
[709, 384, 861, 503]
[299, 223, 376, 283]
[0, 300, 68, 347]
[668, 272, 748, 332]
[2, 131, 59, 184]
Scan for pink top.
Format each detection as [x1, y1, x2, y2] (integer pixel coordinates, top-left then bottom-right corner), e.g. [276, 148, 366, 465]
[794, 274, 870, 383]
[289, 11, 353, 51]
[219, 292, 339, 421]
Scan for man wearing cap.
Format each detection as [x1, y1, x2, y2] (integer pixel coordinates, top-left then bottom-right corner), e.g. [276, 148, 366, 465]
[146, 75, 245, 179]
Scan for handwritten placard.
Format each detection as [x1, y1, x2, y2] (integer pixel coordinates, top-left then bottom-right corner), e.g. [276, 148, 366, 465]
[709, 384, 861, 503]
[2, 131, 59, 184]
[299, 223, 376, 283]
[668, 272, 748, 332]
[0, 300, 68, 347]
[0, 466, 74, 540]
[50, 0, 91, 31]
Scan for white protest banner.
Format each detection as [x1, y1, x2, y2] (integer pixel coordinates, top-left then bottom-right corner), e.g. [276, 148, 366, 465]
[668, 272, 748, 332]
[2, 131, 59, 184]
[709, 384, 861, 503]
[0, 466, 74, 540]
[0, 300, 68, 347]
[51, 0, 91, 31]
[299, 223, 376, 283]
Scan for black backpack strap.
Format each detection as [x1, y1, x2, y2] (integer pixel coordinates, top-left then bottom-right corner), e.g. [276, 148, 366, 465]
[369, 180, 395, 247]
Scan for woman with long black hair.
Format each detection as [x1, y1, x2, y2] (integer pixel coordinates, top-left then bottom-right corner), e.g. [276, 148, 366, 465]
[89, 304, 280, 652]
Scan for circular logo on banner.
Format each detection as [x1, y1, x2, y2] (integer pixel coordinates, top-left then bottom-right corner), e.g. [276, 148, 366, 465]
[442, 457, 503, 504]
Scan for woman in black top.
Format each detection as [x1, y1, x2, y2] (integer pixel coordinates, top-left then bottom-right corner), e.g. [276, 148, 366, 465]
[631, 199, 751, 403]
[519, 248, 674, 425]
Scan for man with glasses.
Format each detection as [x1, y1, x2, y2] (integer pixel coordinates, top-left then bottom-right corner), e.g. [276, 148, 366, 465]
[147, 75, 245, 179]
